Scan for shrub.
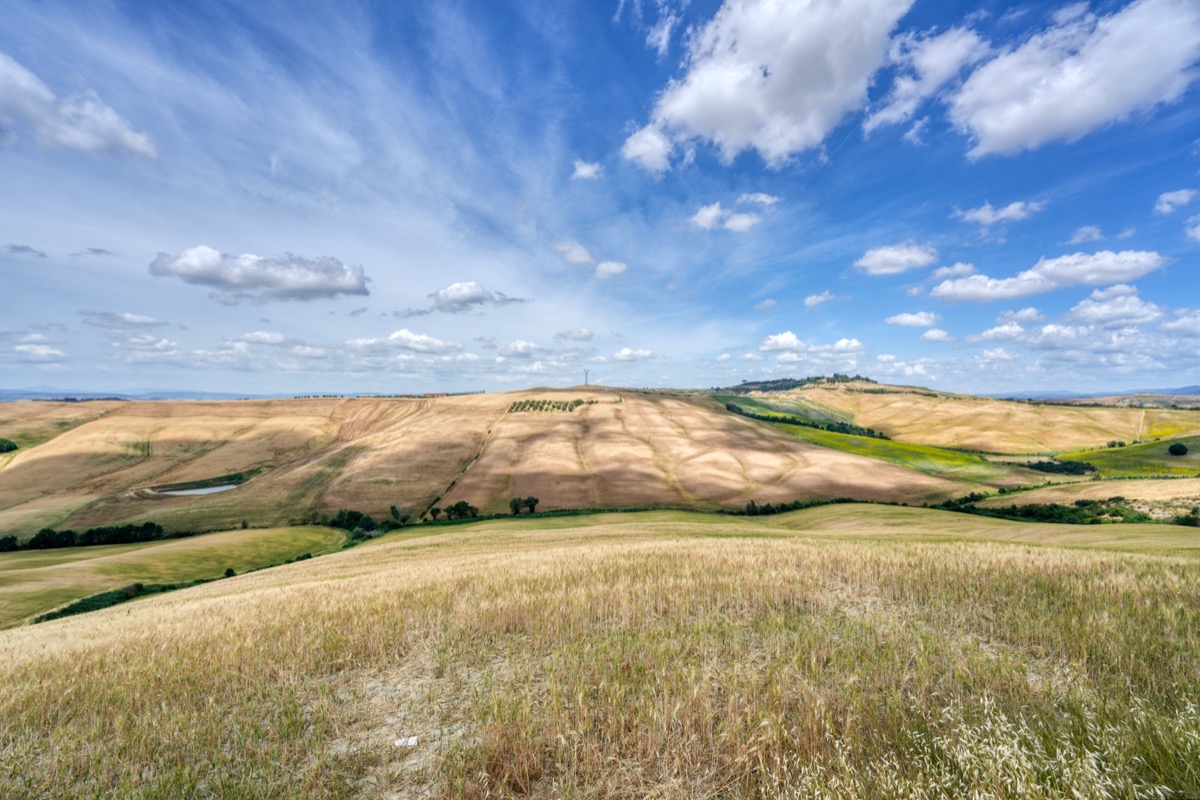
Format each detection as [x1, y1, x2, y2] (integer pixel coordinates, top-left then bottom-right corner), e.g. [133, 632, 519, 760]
[1168, 443, 1189, 456]
[0, 437, 17, 453]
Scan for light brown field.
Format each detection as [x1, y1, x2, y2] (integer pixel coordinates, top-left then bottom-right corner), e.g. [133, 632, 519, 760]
[2, 506, 1197, 798]
[779, 383, 1200, 453]
[977, 477, 1200, 513]
[0, 391, 966, 537]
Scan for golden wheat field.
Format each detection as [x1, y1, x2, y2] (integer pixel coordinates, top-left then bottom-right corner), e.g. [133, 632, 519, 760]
[784, 383, 1200, 453]
[1, 506, 1197, 799]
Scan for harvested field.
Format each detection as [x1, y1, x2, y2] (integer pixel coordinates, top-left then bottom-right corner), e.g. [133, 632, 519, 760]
[2, 506, 1197, 798]
[978, 477, 1200, 520]
[778, 383, 1200, 453]
[0, 391, 967, 536]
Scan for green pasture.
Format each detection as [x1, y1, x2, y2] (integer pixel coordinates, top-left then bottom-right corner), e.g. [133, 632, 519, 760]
[1061, 435, 1200, 477]
[0, 525, 343, 629]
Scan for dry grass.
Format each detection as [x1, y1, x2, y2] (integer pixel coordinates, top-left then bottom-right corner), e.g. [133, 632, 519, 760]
[789, 385, 1200, 453]
[2, 506, 1197, 798]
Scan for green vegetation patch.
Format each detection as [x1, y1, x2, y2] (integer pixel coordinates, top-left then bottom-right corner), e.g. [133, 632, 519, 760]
[508, 398, 594, 413]
[1061, 435, 1200, 477]
[0, 525, 343, 628]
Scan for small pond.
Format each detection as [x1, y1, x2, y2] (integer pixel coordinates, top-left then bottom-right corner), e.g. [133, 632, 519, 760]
[157, 484, 238, 496]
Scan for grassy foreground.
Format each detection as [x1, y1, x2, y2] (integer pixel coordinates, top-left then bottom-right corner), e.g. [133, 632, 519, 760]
[0, 525, 344, 629]
[2, 507, 1198, 798]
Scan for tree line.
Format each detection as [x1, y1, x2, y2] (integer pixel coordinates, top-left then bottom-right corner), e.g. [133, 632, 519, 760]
[724, 403, 889, 439]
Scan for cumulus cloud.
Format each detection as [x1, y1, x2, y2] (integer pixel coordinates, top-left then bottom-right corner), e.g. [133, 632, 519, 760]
[1067, 225, 1105, 244]
[931, 250, 1167, 301]
[689, 197, 771, 232]
[998, 307, 1044, 323]
[865, 26, 989, 133]
[759, 331, 805, 352]
[738, 192, 779, 206]
[971, 322, 1026, 341]
[237, 331, 287, 345]
[80, 310, 165, 329]
[920, 328, 954, 342]
[150, 245, 369, 302]
[855, 242, 938, 275]
[1154, 189, 1197, 214]
[931, 262, 976, 279]
[595, 261, 627, 280]
[419, 281, 525, 314]
[954, 200, 1044, 226]
[623, 0, 913, 171]
[499, 340, 541, 358]
[571, 159, 602, 180]
[949, 0, 1200, 157]
[1067, 284, 1163, 327]
[613, 347, 653, 361]
[1164, 310, 1200, 336]
[621, 124, 673, 174]
[386, 329, 461, 354]
[5, 244, 46, 258]
[886, 311, 940, 327]
[804, 291, 834, 308]
[554, 328, 593, 342]
[689, 202, 724, 230]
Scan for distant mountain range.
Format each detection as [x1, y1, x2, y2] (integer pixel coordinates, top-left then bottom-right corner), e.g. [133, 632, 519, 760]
[990, 386, 1200, 399]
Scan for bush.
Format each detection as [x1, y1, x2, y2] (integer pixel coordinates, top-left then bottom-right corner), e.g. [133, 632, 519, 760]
[0, 437, 17, 453]
[1168, 443, 1189, 456]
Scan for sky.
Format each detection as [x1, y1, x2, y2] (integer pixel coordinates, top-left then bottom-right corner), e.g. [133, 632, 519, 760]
[2, 0, 1200, 396]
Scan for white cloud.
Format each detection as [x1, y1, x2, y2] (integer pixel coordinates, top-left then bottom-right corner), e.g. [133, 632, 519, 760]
[554, 328, 593, 342]
[80, 310, 165, 329]
[886, 311, 940, 327]
[386, 328, 462, 354]
[759, 331, 805, 352]
[428, 281, 523, 313]
[571, 159, 603, 180]
[931, 250, 1167, 301]
[646, 11, 681, 58]
[595, 261, 627, 280]
[1187, 215, 1200, 242]
[954, 200, 1044, 226]
[950, 0, 1200, 157]
[920, 328, 954, 342]
[865, 26, 989, 133]
[0, 51, 156, 157]
[972, 322, 1026, 341]
[737, 192, 779, 206]
[1068, 284, 1163, 327]
[715, 353, 732, 362]
[623, 0, 914, 170]
[14, 343, 66, 361]
[855, 242, 938, 275]
[689, 202, 724, 230]
[621, 124, 673, 174]
[738, 352, 763, 361]
[1155, 189, 1197, 214]
[754, 298, 777, 310]
[1164, 310, 1200, 336]
[931, 262, 976, 279]
[1067, 225, 1105, 244]
[238, 331, 286, 345]
[553, 240, 594, 266]
[613, 346, 653, 361]
[149, 245, 369, 301]
[499, 340, 541, 358]
[804, 291, 834, 308]
[689, 201, 762, 232]
[998, 307, 1044, 323]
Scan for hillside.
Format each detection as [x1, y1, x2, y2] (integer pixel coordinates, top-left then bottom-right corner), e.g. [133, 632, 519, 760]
[3, 506, 1197, 797]
[0, 390, 967, 537]
[750, 381, 1200, 453]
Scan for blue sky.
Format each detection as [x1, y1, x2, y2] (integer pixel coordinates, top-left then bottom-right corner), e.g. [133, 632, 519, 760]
[2, 0, 1199, 395]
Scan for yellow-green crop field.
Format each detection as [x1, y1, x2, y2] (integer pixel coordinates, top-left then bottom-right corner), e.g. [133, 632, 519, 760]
[2, 506, 1197, 798]
[0, 525, 344, 629]
[1061, 435, 1200, 477]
